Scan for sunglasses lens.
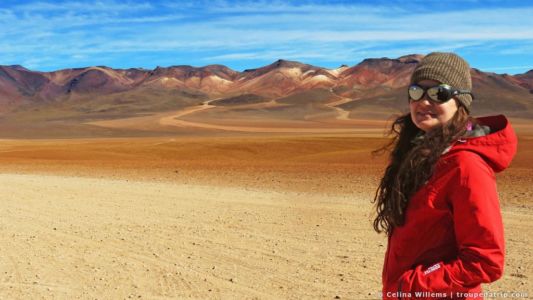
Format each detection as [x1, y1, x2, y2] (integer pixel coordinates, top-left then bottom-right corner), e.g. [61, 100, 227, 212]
[408, 85, 424, 100]
[426, 86, 442, 102]
[427, 85, 452, 103]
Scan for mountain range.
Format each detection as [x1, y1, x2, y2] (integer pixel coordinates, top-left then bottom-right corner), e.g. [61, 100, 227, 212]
[0, 54, 532, 138]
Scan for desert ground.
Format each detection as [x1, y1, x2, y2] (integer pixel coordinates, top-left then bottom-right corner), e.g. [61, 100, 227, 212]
[0, 134, 531, 299]
[0, 115, 532, 299]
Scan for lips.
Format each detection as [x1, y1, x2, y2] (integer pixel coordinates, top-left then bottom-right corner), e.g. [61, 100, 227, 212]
[417, 111, 437, 118]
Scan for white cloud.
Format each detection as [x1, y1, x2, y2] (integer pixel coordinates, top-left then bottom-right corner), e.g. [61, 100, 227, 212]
[1, 0, 533, 71]
[13, 1, 152, 12]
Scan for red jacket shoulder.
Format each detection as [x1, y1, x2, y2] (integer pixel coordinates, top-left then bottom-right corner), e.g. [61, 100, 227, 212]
[444, 150, 493, 173]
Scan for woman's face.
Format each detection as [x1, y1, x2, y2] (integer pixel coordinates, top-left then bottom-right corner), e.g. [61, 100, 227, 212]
[409, 79, 459, 132]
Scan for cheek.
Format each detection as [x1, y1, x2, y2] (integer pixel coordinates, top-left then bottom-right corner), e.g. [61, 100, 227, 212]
[409, 101, 420, 115]
[409, 101, 418, 114]
[437, 103, 458, 121]
[409, 102, 420, 124]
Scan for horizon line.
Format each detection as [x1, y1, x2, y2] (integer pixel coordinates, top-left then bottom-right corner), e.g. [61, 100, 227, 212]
[2, 57, 532, 76]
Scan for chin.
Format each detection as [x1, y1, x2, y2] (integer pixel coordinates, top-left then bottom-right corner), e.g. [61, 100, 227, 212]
[415, 121, 437, 132]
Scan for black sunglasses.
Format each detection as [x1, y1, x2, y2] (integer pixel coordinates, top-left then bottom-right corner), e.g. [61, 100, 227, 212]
[408, 84, 473, 104]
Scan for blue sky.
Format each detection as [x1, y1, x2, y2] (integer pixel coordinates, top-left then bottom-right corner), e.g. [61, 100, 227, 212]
[1, 0, 533, 74]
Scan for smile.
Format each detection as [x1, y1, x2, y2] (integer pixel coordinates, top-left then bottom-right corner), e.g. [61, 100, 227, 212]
[417, 111, 437, 118]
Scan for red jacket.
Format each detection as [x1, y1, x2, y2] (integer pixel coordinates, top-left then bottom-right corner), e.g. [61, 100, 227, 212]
[382, 115, 517, 300]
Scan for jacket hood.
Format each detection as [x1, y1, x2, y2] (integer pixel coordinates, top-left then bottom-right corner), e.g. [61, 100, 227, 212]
[448, 115, 517, 173]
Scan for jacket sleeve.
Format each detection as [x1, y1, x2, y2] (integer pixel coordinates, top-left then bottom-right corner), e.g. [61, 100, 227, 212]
[397, 153, 505, 297]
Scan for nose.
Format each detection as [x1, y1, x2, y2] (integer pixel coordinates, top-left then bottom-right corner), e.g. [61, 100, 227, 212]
[417, 97, 432, 106]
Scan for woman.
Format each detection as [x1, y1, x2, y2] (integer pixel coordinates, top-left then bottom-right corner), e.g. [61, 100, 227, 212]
[373, 52, 517, 300]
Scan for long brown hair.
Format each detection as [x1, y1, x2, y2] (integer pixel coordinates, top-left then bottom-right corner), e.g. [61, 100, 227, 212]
[372, 105, 475, 236]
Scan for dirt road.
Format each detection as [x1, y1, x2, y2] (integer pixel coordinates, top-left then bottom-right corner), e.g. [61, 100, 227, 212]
[88, 100, 387, 134]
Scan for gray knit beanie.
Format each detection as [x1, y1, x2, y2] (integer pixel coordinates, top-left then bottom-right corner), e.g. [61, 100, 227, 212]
[411, 52, 473, 109]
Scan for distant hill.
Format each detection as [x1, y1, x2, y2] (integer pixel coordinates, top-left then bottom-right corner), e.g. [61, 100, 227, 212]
[0, 55, 532, 138]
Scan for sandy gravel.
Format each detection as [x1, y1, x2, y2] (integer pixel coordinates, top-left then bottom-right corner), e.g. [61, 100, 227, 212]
[0, 173, 530, 299]
[0, 133, 531, 299]
[0, 173, 386, 299]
